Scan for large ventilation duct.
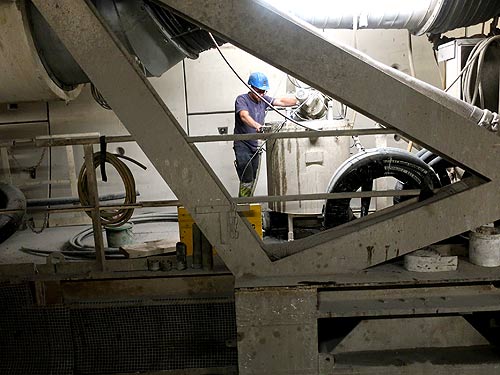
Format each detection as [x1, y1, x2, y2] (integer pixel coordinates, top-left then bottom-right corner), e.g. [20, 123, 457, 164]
[269, 0, 500, 35]
[0, 0, 222, 103]
[0, 1, 82, 103]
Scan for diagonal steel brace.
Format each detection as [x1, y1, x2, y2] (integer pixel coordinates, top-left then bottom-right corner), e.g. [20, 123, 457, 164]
[33, 0, 500, 281]
[32, 0, 275, 278]
[153, 0, 500, 278]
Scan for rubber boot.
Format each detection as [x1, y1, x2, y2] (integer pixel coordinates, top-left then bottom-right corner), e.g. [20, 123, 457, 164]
[239, 181, 253, 197]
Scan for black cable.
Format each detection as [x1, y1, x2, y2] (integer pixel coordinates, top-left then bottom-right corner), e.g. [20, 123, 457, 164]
[206, 32, 341, 192]
[287, 75, 310, 89]
[20, 213, 179, 260]
[90, 83, 112, 110]
[208, 32, 317, 132]
[238, 99, 312, 187]
[78, 152, 141, 227]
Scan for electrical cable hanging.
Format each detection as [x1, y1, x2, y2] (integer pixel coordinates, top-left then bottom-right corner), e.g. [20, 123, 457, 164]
[91, 83, 112, 110]
[238, 98, 312, 190]
[461, 35, 500, 109]
[406, 30, 417, 152]
[78, 152, 145, 227]
[208, 32, 317, 132]
[207, 31, 357, 198]
[413, 34, 500, 189]
[445, 35, 500, 96]
[207, 31, 324, 194]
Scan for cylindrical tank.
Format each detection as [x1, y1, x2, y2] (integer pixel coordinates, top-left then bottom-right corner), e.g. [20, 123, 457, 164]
[266, 119, 351, 214]
[0, 0, 223, 104]
[0, 0, 82, 103]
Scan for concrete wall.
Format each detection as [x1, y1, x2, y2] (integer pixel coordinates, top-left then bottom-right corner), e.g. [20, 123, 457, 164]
[0, 24, 478, 225]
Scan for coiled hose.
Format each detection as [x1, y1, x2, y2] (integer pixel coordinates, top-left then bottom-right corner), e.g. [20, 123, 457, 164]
[324, 148, 441, 229]
[462, 35, 500, 109]
[395, 148, 459, 199]
[78, 152, 139, 227]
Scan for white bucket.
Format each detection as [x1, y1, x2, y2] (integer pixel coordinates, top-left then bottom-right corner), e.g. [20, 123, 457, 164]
[469, 226, 500, 267]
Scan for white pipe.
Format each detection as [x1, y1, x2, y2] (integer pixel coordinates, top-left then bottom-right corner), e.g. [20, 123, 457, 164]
[267, 0, 438, 34]
[265, 0, 500, 35]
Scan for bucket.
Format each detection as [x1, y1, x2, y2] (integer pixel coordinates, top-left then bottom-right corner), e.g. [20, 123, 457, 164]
[469, 226, 500, 267]
[105, 223, 134, 248]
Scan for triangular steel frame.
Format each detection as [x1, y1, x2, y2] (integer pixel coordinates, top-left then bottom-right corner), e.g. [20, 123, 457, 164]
[32, 0, 500, 283]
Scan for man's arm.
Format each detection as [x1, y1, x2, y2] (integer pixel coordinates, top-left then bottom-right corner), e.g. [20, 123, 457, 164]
[272, 97, 297, 107]
[239, 110, 262, 132]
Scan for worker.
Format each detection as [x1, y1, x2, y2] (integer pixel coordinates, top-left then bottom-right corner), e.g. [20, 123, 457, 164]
[234, 72, 297, 197]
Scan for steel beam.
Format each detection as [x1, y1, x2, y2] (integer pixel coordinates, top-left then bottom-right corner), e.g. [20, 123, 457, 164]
[33, 0, 500, 281]
[318, 285, 500, 317]
[32, 0, 273, 278]
[235, 287, 318, 374]
[158, 0, 499, 179]
[186, 128, 395, 143]
[155, 0, 500, 278]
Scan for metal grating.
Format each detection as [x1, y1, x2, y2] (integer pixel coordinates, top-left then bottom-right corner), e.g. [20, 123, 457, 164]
[0, 282, 34, 307]
[0, 284, 72, 375]
[71, 300, 238, 374]
[0, 283, 237, 374]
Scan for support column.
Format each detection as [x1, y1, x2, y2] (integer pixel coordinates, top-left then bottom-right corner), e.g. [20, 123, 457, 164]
[235, 287, 318, 374]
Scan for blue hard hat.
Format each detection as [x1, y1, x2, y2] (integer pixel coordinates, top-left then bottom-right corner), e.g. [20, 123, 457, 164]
[248, 72, 270, 91]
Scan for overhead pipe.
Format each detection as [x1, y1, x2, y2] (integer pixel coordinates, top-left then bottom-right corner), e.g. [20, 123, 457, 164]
[0, 0, 223, 103]
[27, 0, 224, 87]
[270, 0, 500, 35]
[263, 0, 500, 131]
[12, 0, 500, 103]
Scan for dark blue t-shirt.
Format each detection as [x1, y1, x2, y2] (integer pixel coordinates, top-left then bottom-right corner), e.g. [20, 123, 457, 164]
[234, 93, 274, 151]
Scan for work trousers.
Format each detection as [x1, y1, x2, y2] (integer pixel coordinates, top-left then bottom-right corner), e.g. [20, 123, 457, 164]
[234, 143, 260, 197]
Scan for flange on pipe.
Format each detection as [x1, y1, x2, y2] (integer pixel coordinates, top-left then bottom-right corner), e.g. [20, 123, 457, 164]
[0, 0, 82, 103]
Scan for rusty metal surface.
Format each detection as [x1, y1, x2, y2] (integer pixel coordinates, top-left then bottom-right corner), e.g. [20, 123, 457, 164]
[5, 256, 500, 291]
[4, 267, 500, 374]
[236, 260, 500, 288]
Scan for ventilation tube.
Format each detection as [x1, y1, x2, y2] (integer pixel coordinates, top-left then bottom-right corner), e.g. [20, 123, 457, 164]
[0, 1, 223, 103]
[24, 0, 223, 92]
[273, 0, 500, 35]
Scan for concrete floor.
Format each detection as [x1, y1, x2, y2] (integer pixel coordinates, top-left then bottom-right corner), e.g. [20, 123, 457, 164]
[0, 212, 180, 265]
